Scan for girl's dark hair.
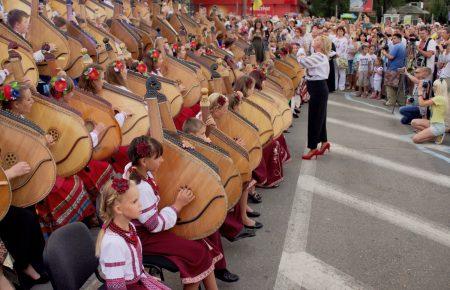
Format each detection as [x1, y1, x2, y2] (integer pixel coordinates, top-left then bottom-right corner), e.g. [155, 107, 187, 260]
[227, 92, 241, 111]
[78, 64, 104, 94]
[105, 63, 127, 87]
[7, 9, 29, 29]
[249, 70, 265, 90]
[0, 82, 31, 110]
[233, 75, 255, 98]
[142, 50, 161, 73]
[337, 26, 346, 34]
[127, 135, 163, 183]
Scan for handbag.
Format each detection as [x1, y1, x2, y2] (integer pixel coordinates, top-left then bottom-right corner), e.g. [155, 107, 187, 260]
[384, 70, 400, 87]
[336, 57, 349, 69]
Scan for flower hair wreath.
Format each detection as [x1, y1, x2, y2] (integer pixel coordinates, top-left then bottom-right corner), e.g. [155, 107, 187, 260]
[147, 49, 160, 63]
[0, 81, 21, 102]
[111, 177, 130, 194]
[83, 67, 100, 81]
[136, 141, 151, 158]
[50, 76, 73, 99]
[110, 60, 125, 73]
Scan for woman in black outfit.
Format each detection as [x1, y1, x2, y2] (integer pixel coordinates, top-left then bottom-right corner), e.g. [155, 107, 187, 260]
[298, 36, 332, 160]
[0, 162, 49, 290]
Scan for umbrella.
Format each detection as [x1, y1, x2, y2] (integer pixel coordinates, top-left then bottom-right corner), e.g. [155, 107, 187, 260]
[341, 13, 357, 20]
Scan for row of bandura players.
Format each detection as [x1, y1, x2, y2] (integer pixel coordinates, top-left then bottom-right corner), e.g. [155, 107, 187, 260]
[0, 2, 296, 290]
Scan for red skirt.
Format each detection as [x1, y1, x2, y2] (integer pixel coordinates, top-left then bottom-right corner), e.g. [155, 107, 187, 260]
[219, 203, 244, 240]
[205, 231, 226, 270]
[137, 229, 223, 284]
[253, 138, 284, 187]
[109, 146, 130, 174]
[77, 160, 114, 199]
[276, 134, 291, 164]
[173, 104, 201, 130]
[36, 175, 96, 235]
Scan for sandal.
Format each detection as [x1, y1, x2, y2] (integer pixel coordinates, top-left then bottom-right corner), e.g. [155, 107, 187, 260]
[248, 191, 262, 204]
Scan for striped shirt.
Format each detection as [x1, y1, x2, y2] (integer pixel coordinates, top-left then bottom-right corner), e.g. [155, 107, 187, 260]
[299, 52, 330, 81]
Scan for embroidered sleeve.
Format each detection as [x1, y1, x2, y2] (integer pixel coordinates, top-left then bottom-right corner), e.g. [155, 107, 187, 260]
[100, 239, 127, 290]
[33, 50, 45, 63]
[114, 112, 126, 128]
[89, 131, 99, 148]
[0, 69, 9, 85]
[137, 183, 178, 233]
[299, 54, 325, 69]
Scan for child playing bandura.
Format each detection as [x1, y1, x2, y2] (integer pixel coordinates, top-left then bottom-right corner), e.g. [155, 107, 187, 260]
[96, 177, 170, 290]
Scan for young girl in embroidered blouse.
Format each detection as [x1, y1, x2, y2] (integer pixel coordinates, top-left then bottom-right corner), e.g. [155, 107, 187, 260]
[124, 136, 222, 290]
[96, 177, 170, 290]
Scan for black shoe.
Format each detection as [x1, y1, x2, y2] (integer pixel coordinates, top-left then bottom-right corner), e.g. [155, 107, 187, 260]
[283, 130, 290, 133]
[244, 221, 263, 230]
[214, 269, 239, 283]
[293, 113, 299, 118]
[18, 272, 49, 289]
[294, 108, 300, 114]
[248, 191, 262, 204]
[246, 211, 260, 218]
[228, 227, 256, 242]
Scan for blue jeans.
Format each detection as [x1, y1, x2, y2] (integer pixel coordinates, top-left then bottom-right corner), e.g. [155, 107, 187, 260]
[399, 105, 421, 125]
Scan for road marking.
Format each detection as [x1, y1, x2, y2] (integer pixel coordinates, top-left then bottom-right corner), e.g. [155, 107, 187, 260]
[344, 93, 392, 112]
[304, 175, 450, 248]
[327, 117, 450, 156]
[275, 149, 369, 289]
[328, 100, 398, 120]
[277, 251, 372, 290]
[332, 144, 450, 188]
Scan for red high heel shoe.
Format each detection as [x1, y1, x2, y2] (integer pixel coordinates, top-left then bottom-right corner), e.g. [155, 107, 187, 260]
[302, 149, 320, 160]
[318, 142, 331, 155]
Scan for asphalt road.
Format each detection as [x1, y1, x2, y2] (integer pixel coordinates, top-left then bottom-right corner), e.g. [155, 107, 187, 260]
[35, 91, 450, 290]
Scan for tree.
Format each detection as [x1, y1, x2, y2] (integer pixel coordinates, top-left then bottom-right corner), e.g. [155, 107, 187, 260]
[428, 0, 447, 23]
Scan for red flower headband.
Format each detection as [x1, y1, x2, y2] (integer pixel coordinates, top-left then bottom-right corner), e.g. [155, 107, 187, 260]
[217, 95, 227, 107]
[234, 92, 242, 102]
[0, 81, 21, 102]
[136, 141, 151, 158]
[83, 67, 100, 81]
[147, 49, 160, 63]
[172, 43, 179, 51]
[50, 77, 73, 100]
[136, 62, 148, 74]
[111, 177, 130, 194]
[113, 60, 125, 73]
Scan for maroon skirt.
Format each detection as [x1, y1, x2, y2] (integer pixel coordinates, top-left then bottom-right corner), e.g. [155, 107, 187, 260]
[276, 134, 291, 164]
[137, 229, 223, 284]
[253, 138, 284, 187]
[219, 203, 244, 240]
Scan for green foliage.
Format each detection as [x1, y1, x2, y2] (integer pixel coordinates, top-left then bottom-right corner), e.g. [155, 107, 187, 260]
[428, 0, 448, 23]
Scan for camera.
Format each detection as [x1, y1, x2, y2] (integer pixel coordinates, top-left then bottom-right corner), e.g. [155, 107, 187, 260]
[382, 44, 389, 51]
[408, 96, 415, 103]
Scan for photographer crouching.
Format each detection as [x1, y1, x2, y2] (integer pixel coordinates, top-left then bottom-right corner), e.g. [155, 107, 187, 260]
[411, 79, 448, 144]
[399, 67, 432, 125]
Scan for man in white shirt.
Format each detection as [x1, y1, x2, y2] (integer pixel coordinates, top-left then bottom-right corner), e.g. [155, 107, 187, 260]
[416, 26, 437, 78]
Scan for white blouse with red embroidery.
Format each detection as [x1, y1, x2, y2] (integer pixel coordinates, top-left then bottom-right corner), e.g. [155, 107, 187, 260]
[123, 163, 178, 233]
[99, 224, 170, 290]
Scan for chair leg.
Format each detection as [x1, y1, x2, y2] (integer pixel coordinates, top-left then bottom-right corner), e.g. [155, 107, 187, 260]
[147, 265, 165, 282]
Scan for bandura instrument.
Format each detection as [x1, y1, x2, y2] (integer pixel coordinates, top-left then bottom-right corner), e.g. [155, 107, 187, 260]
[274, 58, 300, 89]
[109, 0, 143, 60]
[0, 168, 12, 222]
[149, 0, 179, 44]
[98, 83, 150, 146]
[248, 91, 284, 139]
[163, 55, 206, 107]
[145, 78, 227, 240]
[0, 40, 39, 88]
[6, 51, 93, 177]
[126, 71, 183, 117]
[0, 110, 57, 207]
[214, 110, 262, 171]
[236, 98, 274, 147]
[68, 88, 122, 160]
[28, 0, 71, 75]
[151, 80, 242, 209]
